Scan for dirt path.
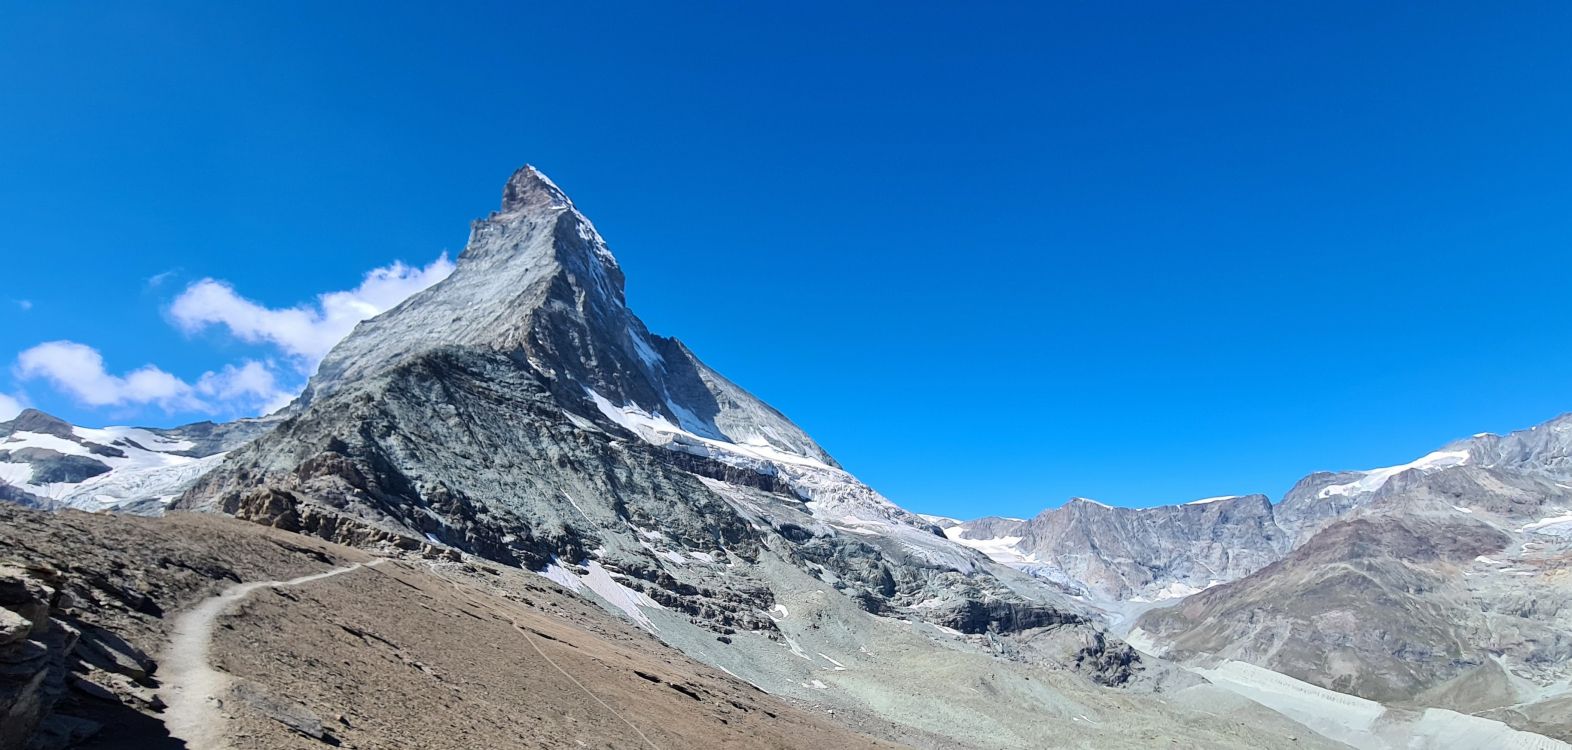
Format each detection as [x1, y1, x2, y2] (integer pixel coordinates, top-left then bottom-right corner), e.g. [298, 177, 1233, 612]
[157, 560, 388, 750]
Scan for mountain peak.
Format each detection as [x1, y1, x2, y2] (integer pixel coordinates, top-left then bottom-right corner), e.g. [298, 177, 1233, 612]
[299, 166, 835, 466]
[499, 164, 571, 214]
[1, 408, 76, 439]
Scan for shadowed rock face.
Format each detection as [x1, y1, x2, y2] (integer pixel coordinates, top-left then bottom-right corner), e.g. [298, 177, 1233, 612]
[0, 563, 77, 750]
[2, 410, 77, 440]
[0, 449, 111, 485]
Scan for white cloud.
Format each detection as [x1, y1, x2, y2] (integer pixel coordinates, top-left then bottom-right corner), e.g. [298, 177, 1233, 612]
[0, 393, 23, 420]
[17, 341, 200, 411]
[14, 341, 291, 416]
[196, 360, 295, 415]
[13, 300, 32, 311]
[170, 254, 454, 370]
[10, 252, 453, 421]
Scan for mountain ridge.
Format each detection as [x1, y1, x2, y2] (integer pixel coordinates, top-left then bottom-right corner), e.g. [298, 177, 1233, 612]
[4, 165, 1570, 748]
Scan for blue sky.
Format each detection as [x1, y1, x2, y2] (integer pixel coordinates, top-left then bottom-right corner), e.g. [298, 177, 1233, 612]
[3, 2, 1571, 518]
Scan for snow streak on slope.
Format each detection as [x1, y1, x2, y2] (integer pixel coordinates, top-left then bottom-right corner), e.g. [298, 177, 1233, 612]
[586, 389, 993, 575]
[1315, 449, 1472, 498]
[539, 557, 666, 632]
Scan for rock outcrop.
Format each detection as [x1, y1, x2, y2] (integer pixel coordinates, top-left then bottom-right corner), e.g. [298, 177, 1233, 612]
[0, 565, 83, 750]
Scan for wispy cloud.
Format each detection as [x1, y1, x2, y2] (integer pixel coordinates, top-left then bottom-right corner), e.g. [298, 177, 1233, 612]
[170, 254, 454, 371]
[9, 252, 455, 421]
[0, 393, 23, 420]
[195, 360, 295, 415]
[16, 341, 204, 412]
[15, 342, 296, 417]
[13, 300, 32, 311]
[146, 269, 180, 288]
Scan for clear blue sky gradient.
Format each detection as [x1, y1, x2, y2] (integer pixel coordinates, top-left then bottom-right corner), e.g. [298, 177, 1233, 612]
[3, 2, 1571, 518]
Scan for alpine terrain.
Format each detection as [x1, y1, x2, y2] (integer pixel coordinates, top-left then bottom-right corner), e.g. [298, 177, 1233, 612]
[2, 165, 1568, 750]
[942, 420, 1572, 748]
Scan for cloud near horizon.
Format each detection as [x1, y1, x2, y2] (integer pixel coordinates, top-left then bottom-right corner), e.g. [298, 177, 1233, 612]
[14, 341, 292, 416]
[8, 253, 455, 421]
[0, 393, 23, 421]
[170, 254, 454, 371]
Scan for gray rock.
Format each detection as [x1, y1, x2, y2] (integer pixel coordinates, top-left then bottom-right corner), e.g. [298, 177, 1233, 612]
[230, 680, 332, 742]
[987, 494, 1292, 603]
[0, 449, 111, 485]
[23, 714, 101, 750]
[0, 568, 74, 750]
[0, 610, 28, 647]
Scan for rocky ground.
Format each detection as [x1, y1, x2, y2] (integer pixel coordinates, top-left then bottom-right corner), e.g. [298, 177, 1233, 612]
[0, 502, 1359, 750]
[0, 504, 899, 749]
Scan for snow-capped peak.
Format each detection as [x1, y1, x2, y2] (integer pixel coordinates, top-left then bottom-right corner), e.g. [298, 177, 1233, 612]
[500, 164, 573, 214]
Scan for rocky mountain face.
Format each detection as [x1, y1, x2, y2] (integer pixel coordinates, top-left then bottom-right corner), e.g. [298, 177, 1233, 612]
[929, 416, 1572, 741]
[939, 497, 1283, 607]
[297, 166, 832, 467]
[176, 166, 1090, 645]
[1006, 495, 1293, 604]
[943, 416, 1572, 608]
[135, 165, 1350, 749]
[1133, 424, 1572, 741]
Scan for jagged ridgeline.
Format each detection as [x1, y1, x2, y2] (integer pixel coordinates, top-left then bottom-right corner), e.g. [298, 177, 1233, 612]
[174, 165, 1120, 665]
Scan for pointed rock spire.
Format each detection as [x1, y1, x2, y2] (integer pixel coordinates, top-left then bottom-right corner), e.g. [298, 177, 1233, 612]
[500, 164, 571, 214]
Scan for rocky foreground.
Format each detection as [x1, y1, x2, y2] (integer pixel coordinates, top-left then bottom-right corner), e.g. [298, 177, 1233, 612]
[0, 504, 911, 749]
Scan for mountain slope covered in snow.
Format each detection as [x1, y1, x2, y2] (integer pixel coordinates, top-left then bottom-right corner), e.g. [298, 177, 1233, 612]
[0, 408, 272, 514]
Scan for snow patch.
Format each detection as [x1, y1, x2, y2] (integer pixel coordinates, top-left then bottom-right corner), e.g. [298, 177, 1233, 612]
[816, 652, 848, 669]
[1519, 513, 1572, 537]
[0, 423, 238, 510]
[1316, 449, 1472, 499]
[629, 332, 664, 370]
[587, 389, 826, 469]
[535, 558, 664, 632]
[1186, 495, 1239, 506]
[784, 637, 813, 661]
[941, 532, 1032, 565]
